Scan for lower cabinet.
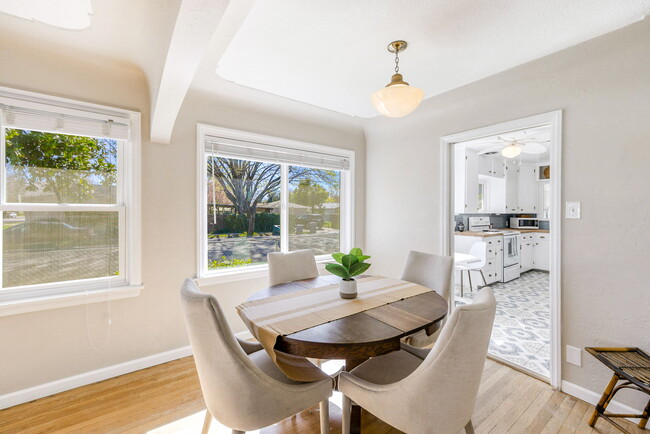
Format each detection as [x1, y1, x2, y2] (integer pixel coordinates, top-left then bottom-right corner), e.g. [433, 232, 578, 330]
[519, 234, 534, 272]
[533, 233, 550, 271]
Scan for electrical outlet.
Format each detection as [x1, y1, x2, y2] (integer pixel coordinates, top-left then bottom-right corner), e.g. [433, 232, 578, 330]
[566, 345, 582, 366]
[566, 201, 581, 219]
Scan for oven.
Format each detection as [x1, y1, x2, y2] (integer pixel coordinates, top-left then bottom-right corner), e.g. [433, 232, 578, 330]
[510, 217, 539, 229]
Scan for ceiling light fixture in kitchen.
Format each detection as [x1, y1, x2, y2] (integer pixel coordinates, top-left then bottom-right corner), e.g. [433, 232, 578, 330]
[371, 40, 424, 118]
[501, 142, 523, 158]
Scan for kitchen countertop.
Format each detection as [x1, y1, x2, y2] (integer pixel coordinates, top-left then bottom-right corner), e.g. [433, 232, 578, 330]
[455, 228, 550, 237]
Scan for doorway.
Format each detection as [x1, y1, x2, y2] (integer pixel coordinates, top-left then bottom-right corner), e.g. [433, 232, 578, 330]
[439, 111, 562, 387]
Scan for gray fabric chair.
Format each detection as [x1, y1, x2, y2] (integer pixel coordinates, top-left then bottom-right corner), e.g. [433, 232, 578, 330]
[180, 279, 332, 434]
[267, 249, 319, 286]
[400, 251, 454, 348]
[339, 287, 496, 434]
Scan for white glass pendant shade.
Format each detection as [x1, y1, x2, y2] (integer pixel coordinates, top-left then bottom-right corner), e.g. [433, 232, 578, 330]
[371, 84, 424, 118]
[501, 143, 522, 158]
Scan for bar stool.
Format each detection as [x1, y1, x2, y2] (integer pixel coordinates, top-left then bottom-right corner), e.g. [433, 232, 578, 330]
[455, 241, 488, 297]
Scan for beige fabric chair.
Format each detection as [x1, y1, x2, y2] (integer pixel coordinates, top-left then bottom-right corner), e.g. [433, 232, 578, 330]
[400, 250, 454, 348]
[339, 287, 496, 434]
[267, 249, 319, 286]
[180, 279, 332, 434]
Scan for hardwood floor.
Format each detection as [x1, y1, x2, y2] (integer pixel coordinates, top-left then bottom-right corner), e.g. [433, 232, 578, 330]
[0, 357, 646, 433]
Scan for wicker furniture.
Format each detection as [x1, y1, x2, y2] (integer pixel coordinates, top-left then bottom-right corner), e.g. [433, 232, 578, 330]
[585, 347, 650, 433]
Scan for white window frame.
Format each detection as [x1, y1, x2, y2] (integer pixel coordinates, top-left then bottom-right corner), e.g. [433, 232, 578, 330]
[196, 124, 355, 284]
[0, 87, 142, 317]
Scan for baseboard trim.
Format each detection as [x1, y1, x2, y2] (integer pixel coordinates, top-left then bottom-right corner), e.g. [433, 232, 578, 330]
[561, 380, 643, 424]
[0, 345, 193, 410]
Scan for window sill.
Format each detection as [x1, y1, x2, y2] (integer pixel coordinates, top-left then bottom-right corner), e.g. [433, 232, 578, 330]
[196, 257, 335, 286]
[0, 285, 143, 317]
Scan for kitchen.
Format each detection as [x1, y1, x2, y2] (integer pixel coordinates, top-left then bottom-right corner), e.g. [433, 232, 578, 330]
[453, 126, 552, 379]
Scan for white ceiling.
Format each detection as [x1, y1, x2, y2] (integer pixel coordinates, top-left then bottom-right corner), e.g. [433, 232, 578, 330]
[215, 0, 650, 117]
[1, 0, 649, 140]
[460, 125, 551, 163]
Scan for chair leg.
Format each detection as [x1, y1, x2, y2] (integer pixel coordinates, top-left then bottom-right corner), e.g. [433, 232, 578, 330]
[202, 410, 212, 434]
[342, 395, 351, 434]
[479, 269, 488, 287]
[319, 400, 330, 433]
[588, 373, 620, 427]
[465, 420, 475, 434]
[460, 270, 464, 297]
[231, 431, 245, 434]
[468, 270, 473, 292]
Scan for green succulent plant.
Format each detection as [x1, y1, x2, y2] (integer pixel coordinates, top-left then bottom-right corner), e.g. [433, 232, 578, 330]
[325, 248, 371, 281]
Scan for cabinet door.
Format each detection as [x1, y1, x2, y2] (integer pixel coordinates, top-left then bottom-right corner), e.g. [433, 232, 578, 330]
[520, 234, 534, 272]
[517, 165, 537, 213]
[465, 150, 479, 212]
[478, 155, 505, 178]
[505, 160, 518, 212]
[533, 233, 550, 271]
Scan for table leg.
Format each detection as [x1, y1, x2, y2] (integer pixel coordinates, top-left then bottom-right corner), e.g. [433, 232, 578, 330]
[345, 358, 366, 434]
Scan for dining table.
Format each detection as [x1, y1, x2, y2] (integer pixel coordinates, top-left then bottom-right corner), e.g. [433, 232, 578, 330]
[240, 274, 449, 434]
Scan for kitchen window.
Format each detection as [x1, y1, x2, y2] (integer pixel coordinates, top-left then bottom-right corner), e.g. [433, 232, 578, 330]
[0, 88, 141, 314]
[198, 124, 354, 280]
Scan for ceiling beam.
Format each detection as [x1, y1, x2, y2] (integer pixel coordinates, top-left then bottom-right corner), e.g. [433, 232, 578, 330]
[150, 0, 232, 144]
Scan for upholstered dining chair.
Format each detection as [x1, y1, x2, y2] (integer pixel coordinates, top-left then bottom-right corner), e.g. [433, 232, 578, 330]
[180, 279, 332, 434]
[268, 249, 319, 286]
[339, 287, 496, 434]
[400, 250, 454, 348]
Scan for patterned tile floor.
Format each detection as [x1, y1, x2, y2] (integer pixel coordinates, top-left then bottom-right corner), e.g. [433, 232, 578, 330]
[455, 270, 550, 378]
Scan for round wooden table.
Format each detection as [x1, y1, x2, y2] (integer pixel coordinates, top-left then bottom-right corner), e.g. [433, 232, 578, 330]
[247, 275, 449, 433]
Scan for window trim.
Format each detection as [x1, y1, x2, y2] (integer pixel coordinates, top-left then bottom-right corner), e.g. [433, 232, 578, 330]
[196, 124, 355, 283]
[0, 87, 142, 316]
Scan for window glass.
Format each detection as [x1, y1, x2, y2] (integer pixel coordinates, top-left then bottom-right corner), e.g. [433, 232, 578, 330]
[5, 129, 118, 204]
[477, 182, 485, 212]
[206, 156, 281, 270]
[3, 211, 119, 287]
[288, 166, 340, 255]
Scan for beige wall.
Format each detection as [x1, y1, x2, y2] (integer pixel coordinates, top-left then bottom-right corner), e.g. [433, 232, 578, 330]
[0, 36, 365, 395]
[364, 19, 650, 407]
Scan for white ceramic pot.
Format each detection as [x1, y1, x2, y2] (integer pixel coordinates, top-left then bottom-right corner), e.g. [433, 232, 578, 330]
[339, 279, 358, 299]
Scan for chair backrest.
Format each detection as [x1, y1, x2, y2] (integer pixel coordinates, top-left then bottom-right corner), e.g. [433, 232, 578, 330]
[267, 249, 319, 286]
[399, 287, 496, 433]
[400, 250, 454, 301]
[468, 241, 487, 267]
[180, 279, 290, 429]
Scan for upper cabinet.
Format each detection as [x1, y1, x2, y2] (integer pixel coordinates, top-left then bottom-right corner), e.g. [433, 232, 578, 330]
[517, 165, 537, 213]
[455, 148, 480, 213]
[504, 159, 519, 212]
[478, 154, 504, 178]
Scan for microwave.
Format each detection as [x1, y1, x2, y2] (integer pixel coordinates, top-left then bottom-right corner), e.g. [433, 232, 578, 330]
[510, 218, 539, 229]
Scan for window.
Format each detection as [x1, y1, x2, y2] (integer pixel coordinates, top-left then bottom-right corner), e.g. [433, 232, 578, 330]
[198, 125, 353, 277]
[0, 88, 141, 310]
[477, 182, 486, 213]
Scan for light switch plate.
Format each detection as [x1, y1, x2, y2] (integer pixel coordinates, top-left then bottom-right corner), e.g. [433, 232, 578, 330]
[566, 345, 582, 366]
[566, 201, 581, 219]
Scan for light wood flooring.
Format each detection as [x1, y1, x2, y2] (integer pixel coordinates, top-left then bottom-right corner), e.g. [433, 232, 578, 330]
[0, 357, 646, 433]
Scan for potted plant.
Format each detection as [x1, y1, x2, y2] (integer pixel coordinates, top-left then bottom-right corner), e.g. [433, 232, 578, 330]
[325, 248, 371, 299]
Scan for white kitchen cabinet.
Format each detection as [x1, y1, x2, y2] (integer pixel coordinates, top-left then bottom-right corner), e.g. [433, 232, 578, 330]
[533, 233, 550, 271]
[487, 176, 506, 213]
[519, 233, 534, 272]
[517, 165, 537, 213]
[504, 159, 518, 212]
[478, 154, 504, 178]
[454, 148, 480, 213]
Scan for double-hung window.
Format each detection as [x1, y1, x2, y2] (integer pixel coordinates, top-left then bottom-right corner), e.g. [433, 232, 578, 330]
[198, 124, 354, 279]
[0, 88, 141, 314]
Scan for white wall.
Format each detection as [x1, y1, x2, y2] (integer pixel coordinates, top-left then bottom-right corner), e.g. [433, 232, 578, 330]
[0, 34, 365, 397]
[364, 19, 650, 408]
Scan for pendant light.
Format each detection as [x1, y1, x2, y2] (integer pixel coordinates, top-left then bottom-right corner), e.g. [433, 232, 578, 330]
[371, 40, 424, 118]
[501, 142, 522, 158]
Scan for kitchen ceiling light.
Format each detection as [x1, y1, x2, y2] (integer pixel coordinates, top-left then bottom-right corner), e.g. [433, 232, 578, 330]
[501, 142, 522, 158]
[371, 40, 424, 118]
